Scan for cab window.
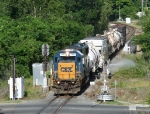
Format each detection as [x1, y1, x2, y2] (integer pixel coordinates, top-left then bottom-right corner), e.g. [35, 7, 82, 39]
[55, 57, 59, 63]
[77, 57, 81, 63]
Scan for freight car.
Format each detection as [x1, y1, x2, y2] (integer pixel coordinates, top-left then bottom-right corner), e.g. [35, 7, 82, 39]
[109, 23, 126, 45]
[52, 24, 126, 95]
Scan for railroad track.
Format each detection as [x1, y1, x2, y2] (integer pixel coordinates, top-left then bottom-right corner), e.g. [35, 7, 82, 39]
[36, 95, 73, 114]
[126, 25, 136, 41]
[108, 23, 136, 58]
[110, 22, 136, 41]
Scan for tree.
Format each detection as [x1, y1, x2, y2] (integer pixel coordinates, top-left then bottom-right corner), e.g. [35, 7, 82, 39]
[109, 0, 140, 21]
[6, 0, 66, 19]
[64, 0, 112, 35]
[132, 9, 150, 52]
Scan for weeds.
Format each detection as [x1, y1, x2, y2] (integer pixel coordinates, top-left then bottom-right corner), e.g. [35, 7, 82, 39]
[88, 54, 150, 105]
[0, 76, 45, 101]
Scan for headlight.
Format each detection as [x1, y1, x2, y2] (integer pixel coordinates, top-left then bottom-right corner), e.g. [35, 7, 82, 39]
[66, 51, 70, 56]
[57, 81, 60, 84]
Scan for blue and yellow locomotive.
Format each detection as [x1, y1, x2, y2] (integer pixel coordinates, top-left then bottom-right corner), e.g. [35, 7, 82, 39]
[52, 43, 91, 94]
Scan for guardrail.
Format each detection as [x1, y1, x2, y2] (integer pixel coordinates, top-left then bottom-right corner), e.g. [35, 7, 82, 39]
[97, 94, 114, 101]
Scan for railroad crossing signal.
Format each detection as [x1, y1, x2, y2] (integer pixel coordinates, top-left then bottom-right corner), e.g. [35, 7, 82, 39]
[42, 44, 49, 56]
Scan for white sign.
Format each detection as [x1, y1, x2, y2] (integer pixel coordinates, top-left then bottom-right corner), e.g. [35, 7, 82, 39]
[114, 80, 117, 85]
[126, 18, 131, 24]
[129, 105, 136, 111]
[40, 71, 43, 74]
[90, 81, 95, 86]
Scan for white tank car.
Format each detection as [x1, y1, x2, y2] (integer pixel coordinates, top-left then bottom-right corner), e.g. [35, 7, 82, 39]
[85, 42, 99, 72]
[106, 28, 123, 52]
[79, 36, 109, 71]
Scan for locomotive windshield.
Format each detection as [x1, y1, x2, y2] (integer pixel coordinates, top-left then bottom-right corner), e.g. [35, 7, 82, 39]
[61, 56, 75, 61]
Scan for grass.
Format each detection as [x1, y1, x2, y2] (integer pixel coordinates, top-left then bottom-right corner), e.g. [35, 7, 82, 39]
[109, 54, 150, 104]
[84, 53, 150, 105]
[101, 100, 125, 105]
[23, 77, 48, 100]
[0, 76, 47, 102]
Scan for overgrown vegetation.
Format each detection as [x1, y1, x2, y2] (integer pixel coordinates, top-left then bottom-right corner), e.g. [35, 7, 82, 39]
[85, 54, 150, 105]
[23, 77, 45, 100]
[108, 53, 150, 104]
[0, 77, 44, 102]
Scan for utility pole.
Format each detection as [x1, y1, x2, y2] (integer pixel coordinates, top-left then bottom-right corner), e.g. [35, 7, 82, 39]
[42, 44, 49, 92]
[117, 5, 123, 22]
[42, 44, 49, 77]
[142, 0, 144, 15]
[44, 44, 47, 77]
[12, 55, 15, 100]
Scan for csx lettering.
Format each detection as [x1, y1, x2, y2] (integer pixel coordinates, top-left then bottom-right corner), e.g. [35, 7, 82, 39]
[61, 67, 72, 72]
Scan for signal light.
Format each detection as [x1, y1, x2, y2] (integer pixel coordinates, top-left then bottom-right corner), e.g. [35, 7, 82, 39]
[57, 81, 60, 84]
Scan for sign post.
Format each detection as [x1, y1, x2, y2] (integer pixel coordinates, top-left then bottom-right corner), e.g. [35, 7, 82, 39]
[41, 44, 49, 93]
[114, 80, 117, 100]
[42, 44, 49, 77]
[11, 55, 15, 100]
[90, 82, 95, 98]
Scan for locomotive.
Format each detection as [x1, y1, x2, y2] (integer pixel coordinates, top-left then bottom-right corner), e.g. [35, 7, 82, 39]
[52, 24, 126, 94]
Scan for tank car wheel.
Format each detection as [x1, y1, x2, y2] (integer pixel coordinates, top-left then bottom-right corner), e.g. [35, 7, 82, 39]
[97, 75, 100, 79]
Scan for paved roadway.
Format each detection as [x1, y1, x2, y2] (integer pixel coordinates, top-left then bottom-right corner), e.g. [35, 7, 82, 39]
[0, 92, 149, 114]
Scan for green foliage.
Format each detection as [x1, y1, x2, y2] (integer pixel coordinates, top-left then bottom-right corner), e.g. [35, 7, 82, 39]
[64, 0, 112, 34]
[117, 81, 126, 88]
[6, 0, 65, 19]
[0, 14, 93, 79]
[137, 9, 150, 33]
[110, 0, 140, 21]
[133, 33, 150, 52]
[0, 0, 148, 80]
[116, 67, 145, 78]
[147, 92, 150, 105]
[132, 10, 150, 52]
[115, 54, 150, 79]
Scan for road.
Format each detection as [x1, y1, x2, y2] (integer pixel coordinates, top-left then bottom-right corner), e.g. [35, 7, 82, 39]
[0, 92, 149, 114]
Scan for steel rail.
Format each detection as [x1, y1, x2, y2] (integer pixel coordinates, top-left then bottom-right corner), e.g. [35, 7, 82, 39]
[126, 25, 135, 41]
[36, 95, 59, 114]
[53, 95, 73, 114]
